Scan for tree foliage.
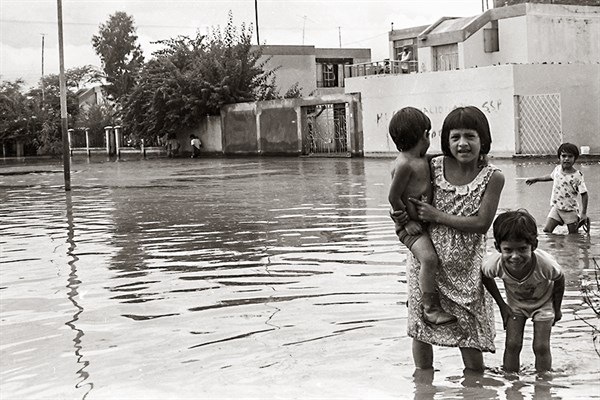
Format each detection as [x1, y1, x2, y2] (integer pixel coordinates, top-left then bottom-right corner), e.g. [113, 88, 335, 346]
[92, 11, 144, 102]
[0, 65, 93, 155]
[0, 79, 33, 142]
[122, 11, 280, 141]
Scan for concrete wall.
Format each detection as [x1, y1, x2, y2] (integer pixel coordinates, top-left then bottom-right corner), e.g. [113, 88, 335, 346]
[259, 107, 300, 154]
[259, 45, 371, 98]
[417, 4, 600, 71]
[513, 64, 600, 152]
[345, 65, 516, 157]
[526, 5, 600, 63]
[345, 63, 600, 156]
[222, 104, 259, 155]
[175, 115, 223, 155]
[260, 52, 317, 97]
[221, 94, 362, 156]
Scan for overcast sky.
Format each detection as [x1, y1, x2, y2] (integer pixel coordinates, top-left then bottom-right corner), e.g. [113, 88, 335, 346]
[1, 0, 485, 88]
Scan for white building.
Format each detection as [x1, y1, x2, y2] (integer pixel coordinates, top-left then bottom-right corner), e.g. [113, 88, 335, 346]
[347, 2, 600, 157]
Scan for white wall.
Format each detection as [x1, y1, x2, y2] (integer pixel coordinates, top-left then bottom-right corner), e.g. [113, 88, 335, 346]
[513, 64, 600, 153]
[345, 63, 600, 157]
[499, 16, 529, 64]
[345, 65, 516, 157]
[526, 10, 600, 64]
[260, 54, 317, 97]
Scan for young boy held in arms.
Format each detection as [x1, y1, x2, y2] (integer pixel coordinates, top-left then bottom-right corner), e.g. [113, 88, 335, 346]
[482, 209, 565, 372]
[389, 107, 456, 326]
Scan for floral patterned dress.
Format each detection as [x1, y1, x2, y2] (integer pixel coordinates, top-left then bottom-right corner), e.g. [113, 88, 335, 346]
[406, 156, 497, 352]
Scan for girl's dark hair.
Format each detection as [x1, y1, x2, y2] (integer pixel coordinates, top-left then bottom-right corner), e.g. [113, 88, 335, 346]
[493, 209, 538, 247]
[388, 107, 431, 151]
[557, 142, 579, 160]
[441, 106, 492, 158]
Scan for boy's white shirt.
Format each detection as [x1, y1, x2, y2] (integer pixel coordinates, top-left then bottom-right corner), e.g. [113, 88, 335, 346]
[550, 165, 587, 212]
[482, 249, 563, 311]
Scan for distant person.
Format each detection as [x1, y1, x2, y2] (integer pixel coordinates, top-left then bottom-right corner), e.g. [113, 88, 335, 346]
[525, 143, 589, 233]
[190, 134, 202, 158]
[400, 46, 412, 73]
[482, 209, 565, 373]
[388, 107, 457, 326]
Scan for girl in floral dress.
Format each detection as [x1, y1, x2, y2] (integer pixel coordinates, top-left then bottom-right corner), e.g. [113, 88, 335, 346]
[393, 106, 505, 371]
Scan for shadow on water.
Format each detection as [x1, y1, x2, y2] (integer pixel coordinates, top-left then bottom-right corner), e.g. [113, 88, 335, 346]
[0, 156, 598, 399]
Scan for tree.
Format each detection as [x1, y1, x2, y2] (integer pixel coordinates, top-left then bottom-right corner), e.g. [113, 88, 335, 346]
[92, 11, 144, 102]
[122, 12, 278, 141]
[0, 79, 33, 143]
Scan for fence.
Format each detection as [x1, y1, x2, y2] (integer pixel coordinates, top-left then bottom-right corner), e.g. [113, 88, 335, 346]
[345, 60, 418, 78]
[69, 126, 164, 158]
[516, 94, 562, 155]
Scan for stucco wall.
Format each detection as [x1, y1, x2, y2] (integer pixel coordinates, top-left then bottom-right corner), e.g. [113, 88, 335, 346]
[260, 53, 317, 97]
[498, 16, 529, 63]
[259, 108, 300, 154]
[222, 105, 259, 155]
[513, 64, 600, 152]
[526, 7, 600, 63]
[345, 63, 600, 156]
[345, 65, 516, 157]
[222, 94, 362, 156]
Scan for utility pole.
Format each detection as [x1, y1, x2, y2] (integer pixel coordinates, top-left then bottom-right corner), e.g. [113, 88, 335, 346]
[338, 26, 342, 48]
[302, 15, 306, 45]
[41, 33, 45, 103]
[254, 0, 260, 45]
[56, 0, 71, 191]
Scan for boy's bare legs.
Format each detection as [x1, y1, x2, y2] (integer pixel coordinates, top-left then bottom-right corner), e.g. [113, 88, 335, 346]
[413, 339, 433, 369]
[566, 222, 579, 234]
[532, 320, 553, 372]
[504, 315, 527, 372]
[543, 218, 560, 233]
[411, 236, 457, 325]
[459, 347, 484, 372]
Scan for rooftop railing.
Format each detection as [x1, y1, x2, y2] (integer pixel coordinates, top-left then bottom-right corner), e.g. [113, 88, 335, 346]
[345, 60, 419, 78]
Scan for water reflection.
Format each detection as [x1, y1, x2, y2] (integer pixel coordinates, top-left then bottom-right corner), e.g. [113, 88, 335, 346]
[0, 157, 598, 399]
[64, 192, 93, 398]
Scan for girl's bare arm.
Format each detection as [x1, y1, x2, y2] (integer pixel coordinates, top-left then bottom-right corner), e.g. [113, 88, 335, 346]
[410, 170, 505, 234]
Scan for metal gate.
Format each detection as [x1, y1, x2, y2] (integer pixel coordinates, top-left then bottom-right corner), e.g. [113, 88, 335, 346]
[516, 94, 562, 155]
[303, 103, 350, 156]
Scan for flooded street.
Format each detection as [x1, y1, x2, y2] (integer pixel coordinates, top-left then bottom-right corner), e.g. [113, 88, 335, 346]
[1, 156, 599, 399]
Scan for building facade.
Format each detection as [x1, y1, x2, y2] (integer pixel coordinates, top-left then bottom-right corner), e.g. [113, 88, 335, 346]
[344, 2, 600, 157]
[258, 45, 371, 97]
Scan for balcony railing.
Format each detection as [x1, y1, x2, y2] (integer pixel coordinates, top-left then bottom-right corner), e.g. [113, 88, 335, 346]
[344, 60, 418, 78]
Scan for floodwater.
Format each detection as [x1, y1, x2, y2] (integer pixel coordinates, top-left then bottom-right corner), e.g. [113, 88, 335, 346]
[1, 155, 599, 400]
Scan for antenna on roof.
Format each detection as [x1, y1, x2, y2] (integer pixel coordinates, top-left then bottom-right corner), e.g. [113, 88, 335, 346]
[302, 16, 306, 45]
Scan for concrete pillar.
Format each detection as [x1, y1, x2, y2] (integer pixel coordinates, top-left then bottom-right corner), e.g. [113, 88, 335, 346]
[85, 128, 91, 157]
[68, 128, 74, 156]
[104, 126, 113, 155]
[141, 138, 145, 158]
[114, 125, 121, 159]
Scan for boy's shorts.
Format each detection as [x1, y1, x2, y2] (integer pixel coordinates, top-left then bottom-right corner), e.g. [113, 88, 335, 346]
[511, 299, 555, 322]
[548, 206, 579, 225]
[396, 227, 426, 250]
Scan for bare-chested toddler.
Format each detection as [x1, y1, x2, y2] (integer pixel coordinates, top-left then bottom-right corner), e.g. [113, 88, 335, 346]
[389, 107, 457, 326]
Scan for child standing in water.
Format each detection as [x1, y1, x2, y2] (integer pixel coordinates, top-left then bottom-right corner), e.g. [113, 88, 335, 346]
[393, 106, 505, 371]
[526, 143, 589, 233]
[388, 107, 457, 326]
[482, 209, 565, 372]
